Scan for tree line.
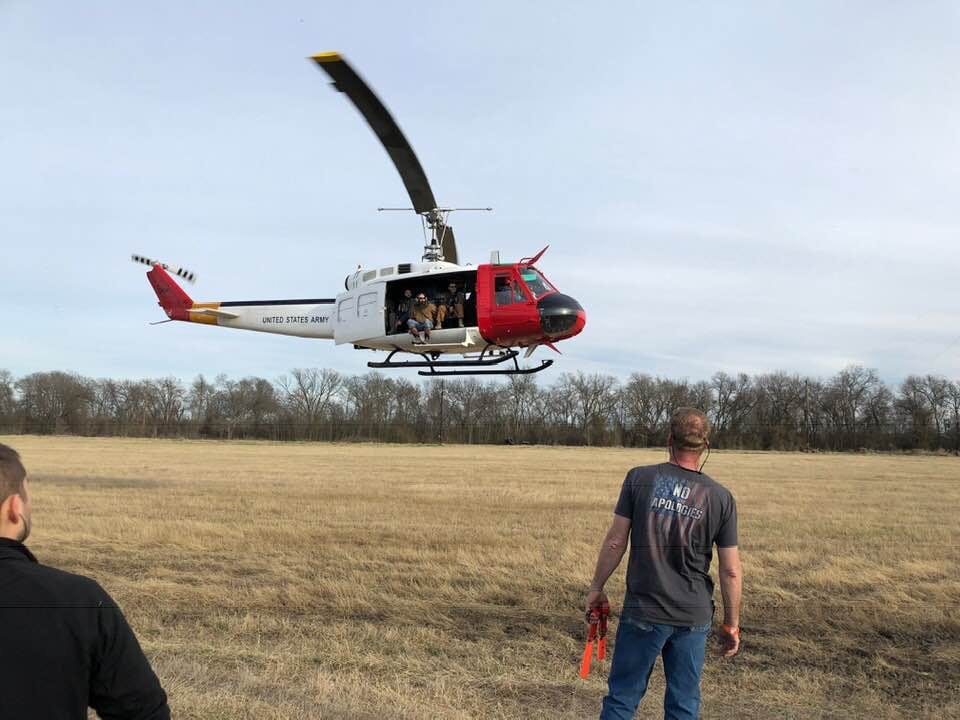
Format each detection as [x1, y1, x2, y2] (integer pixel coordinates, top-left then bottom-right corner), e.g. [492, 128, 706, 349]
[1, 366, 959, 451]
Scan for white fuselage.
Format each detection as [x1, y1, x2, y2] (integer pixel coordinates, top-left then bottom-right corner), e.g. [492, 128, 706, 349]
[206, 261, 487, 355]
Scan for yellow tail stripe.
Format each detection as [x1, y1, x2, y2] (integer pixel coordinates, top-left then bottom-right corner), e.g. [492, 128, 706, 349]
[189, 302, 220, 325]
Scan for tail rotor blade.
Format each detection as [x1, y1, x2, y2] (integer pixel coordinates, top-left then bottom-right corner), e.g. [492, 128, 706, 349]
[131, 254, 159, 268]
[131, 254, 197, 284]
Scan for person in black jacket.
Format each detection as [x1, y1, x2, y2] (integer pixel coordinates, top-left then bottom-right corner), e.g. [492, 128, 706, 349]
[0, 443, 170, 720]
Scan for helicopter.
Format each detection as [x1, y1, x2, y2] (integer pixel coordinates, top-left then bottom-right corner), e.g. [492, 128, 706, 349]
[135, 52, 586, 377]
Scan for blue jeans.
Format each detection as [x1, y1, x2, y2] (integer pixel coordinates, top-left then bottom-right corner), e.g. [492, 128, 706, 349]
[407, 319, 433, 331]
[599, 615, 710, 720]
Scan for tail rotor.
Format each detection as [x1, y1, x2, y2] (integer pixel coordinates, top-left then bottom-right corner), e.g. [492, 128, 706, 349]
[131, 254, 198, 284]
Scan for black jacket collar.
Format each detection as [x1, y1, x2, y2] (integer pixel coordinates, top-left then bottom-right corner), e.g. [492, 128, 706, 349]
[0, 537, 38, 563]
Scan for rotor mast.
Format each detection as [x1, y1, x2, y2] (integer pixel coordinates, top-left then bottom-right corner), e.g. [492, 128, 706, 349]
[380, 207, 491, 262]
[423, 208, 449, 262]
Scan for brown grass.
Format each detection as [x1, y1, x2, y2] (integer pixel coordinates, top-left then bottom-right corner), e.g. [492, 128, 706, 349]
[4, 436, 959, 719]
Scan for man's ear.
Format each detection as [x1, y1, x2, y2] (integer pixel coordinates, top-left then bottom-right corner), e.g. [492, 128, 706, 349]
[3, 494, 22, 524]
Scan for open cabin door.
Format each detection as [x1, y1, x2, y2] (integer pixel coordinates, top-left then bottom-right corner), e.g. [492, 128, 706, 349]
[333, 283, 387, 345]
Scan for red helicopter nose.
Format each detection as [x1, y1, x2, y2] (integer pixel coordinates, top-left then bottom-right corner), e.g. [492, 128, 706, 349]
[570, 307, 586, 337]
[538, 293, 586, 340]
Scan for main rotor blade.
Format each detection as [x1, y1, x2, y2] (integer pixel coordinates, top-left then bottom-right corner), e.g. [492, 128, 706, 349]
[312, 52, 438, 216]
[439, 224, 458, 265]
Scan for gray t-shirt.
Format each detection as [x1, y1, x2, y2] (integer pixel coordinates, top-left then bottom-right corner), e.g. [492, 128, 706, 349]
[614, 462, 738, 626]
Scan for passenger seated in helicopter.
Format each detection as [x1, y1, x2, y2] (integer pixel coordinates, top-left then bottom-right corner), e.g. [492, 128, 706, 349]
[390, 288, 414, 334]
[435, 281, 466, 328]
[407, 292, 436, 344]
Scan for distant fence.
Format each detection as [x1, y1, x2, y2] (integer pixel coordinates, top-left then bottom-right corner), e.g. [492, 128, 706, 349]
[2, 418, 958, 453]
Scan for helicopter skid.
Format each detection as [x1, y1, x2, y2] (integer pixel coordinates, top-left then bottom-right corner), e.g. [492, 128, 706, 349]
[417, 359, 553, 377]
[367, 347, 553, 377]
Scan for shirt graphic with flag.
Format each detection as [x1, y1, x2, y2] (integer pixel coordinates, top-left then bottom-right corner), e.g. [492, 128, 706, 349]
[614, 462, 737, 625]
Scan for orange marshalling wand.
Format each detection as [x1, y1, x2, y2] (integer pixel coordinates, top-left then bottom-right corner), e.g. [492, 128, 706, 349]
[579, 600, 610, 678]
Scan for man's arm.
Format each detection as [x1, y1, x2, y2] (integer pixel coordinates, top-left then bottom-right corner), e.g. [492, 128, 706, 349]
[585, 514, 631, 611]
[717, 545, 742, 657]
[90, 586, 170, 720]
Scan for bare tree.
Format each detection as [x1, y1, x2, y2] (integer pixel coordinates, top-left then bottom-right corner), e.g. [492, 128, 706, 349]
[621, 374, 659, 446]
[344, 373, 398, 440]
[15, 371, 92, 434]
[148, 378, 186, 437]
[920, 375, 951, 439]
[391, 378, 422, 441]
[862, 382, 895, 449]
[0, 370, 15, 431]
[278, 368, 343, 439]
[709, 371, 756, 446]
[447, 378, 484, 444]
[563, 372, 619, 445]
[187, 375, 217, 435]
[947, 381, 960, 454]
[897, 375, 933, 449]
[506, 375, 539, 442]
[753, 372, 802, 449]
[821, 365, 882, 449]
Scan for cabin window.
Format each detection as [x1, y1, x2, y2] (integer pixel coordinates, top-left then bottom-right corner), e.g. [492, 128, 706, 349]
[379, 267, 393, 276]
[357, 291, 378, 319]
[337, 297, 355, 322]
[362, 270, 377, 282]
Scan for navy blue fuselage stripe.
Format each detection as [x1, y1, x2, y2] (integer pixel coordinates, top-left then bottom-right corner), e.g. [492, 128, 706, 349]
[220, 299, 337, 307]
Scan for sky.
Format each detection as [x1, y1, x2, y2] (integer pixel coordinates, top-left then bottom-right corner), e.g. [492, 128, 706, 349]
[2, 1, 959, 385]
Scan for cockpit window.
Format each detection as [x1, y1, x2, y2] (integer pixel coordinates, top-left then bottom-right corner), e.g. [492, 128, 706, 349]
[495, 274, 527, 305]
[519, 268, 556, 299]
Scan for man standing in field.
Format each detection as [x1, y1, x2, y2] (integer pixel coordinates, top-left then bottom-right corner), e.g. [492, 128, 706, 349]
[0, 443, 170, 720]
[586, 408, 742, 720]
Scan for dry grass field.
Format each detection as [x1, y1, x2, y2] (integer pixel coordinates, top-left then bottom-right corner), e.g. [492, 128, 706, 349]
[3, 436, 959, 719]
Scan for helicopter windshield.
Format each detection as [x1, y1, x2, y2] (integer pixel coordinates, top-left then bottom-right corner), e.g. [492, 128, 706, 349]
[519, 267, 556, 299]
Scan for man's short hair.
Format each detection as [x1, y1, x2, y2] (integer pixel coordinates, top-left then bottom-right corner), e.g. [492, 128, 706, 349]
[0, 443, 27, 505]
[670, 408, 710, 452]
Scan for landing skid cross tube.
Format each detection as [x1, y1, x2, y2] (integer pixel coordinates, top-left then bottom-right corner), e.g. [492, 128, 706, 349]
[366, 348, 554, 377]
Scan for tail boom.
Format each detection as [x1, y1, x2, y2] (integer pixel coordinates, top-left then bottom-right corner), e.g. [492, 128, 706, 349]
[144, 264, 334, 338]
